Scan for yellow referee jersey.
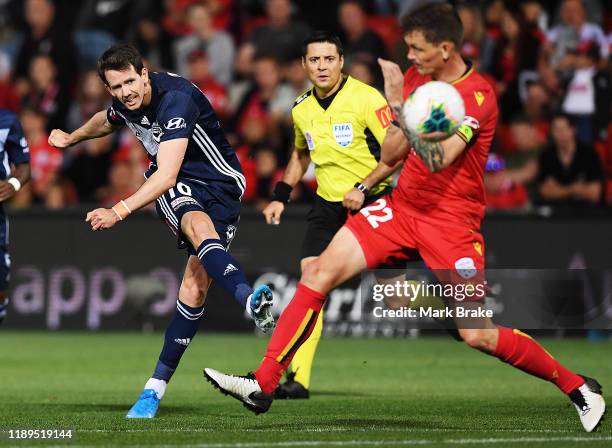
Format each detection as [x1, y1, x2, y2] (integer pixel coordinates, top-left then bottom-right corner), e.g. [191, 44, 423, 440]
[292, 75, 393, 202]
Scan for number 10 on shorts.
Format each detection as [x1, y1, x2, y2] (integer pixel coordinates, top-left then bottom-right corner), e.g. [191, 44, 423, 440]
[360, 198, 393, 228]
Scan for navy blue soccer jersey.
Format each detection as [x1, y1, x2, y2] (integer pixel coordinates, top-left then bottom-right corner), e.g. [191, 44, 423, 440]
[0, 109, 30, 180]
[106, 72, 246, 199]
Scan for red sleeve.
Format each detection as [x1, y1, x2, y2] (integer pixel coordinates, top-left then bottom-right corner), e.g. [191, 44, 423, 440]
[456, 77, 498, 144]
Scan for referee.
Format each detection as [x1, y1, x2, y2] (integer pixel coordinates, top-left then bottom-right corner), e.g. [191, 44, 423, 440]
[263, 31, 400, 399]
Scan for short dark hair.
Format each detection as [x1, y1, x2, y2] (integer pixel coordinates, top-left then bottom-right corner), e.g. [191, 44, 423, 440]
[301, 31, 344, 58]
[551, 112, 575, 128]
[97, 43, 144, 85]
[401, 3, 463, 48]
[339, 0, 364, 11]
[253, 51, 280, 65]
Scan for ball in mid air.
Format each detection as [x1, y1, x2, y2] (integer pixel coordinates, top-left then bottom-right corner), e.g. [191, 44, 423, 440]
[403, 81, 465, 141]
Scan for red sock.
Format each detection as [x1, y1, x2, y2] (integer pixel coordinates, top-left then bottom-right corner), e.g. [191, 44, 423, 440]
[254, 283, 326, 394]
[493, 326, 584, 394]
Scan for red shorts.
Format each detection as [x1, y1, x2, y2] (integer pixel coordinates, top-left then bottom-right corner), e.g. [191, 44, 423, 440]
[345, 194, 485, 290]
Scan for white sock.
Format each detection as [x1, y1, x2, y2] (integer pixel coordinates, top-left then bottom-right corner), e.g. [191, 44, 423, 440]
[245, 293, 254, 317]
[145, 378, 167, 400]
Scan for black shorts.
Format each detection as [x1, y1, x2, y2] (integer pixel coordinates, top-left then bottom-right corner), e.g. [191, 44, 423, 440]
[300, 187, 392, 260]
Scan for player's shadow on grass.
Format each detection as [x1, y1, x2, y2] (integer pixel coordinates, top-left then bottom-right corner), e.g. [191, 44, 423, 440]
[312, 390, 371, 397]
[32, 403, 200, 415]
[331, 418, 461, 430]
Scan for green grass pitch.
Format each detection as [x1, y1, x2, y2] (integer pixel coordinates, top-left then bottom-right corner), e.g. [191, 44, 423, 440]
[1, 332, 611, 447]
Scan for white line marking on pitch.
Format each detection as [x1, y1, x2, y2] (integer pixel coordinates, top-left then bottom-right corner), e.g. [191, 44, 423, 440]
[40, 435, 612, 448]
[77, 428, 576, 434]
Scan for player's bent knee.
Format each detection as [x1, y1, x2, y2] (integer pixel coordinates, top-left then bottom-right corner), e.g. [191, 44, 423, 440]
[459, 329, 486, 350]
[300, 256, 318, 273]
[301, 259, 337, 292]
[459, 328, 497, 352]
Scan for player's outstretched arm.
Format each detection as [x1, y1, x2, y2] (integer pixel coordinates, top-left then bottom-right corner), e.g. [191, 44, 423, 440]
[86, 138, 187, 231]
[263, 147, 310, 225]
[48, 110, 117, 149]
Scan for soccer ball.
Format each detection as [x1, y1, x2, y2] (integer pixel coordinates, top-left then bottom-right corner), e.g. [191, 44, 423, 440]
[403, 81, 465, 141]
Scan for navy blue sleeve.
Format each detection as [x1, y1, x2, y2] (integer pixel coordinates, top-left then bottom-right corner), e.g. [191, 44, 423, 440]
[106, 102, 126, 126]
[157, 91, 200, 143]
[6, 116, 30, 165]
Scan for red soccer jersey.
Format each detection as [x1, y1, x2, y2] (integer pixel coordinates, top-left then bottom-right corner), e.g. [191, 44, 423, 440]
[395, 64, 498, 229]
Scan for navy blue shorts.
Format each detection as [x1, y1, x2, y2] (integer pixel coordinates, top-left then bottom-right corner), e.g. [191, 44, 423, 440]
[154, 178, 241, 255]
[0, 214, 10, 290]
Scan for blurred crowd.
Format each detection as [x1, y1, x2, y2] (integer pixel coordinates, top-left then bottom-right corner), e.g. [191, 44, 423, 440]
[0, 0, 610, 211]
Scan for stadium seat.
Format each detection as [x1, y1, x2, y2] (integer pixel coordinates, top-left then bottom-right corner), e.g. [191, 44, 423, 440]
[366, 15, 402, 56]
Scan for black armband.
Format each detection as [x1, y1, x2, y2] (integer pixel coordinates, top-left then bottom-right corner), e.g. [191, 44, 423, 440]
[272, 181, 293, 204]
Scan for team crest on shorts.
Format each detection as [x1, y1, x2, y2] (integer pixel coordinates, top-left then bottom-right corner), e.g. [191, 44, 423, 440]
[226, 225, 237, 245]
[454, 257, 477, 279]
[332, 123, 353, 147]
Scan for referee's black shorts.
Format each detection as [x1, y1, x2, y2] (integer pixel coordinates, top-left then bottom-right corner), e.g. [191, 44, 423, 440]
[300, 187, 392, 260]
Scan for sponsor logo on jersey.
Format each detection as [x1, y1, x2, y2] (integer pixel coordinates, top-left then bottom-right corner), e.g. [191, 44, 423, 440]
[305, 131, 315, 150]
[165, 117, 186, 130]
[473, 241, 483, 256]
[332, 123, 353, 147]
[141, 116, 150, 125]
[454, 257, 477, 279]
[170, 196, 199, 210]
[474, 91, 485, 106]
[375, 105, 393, 128]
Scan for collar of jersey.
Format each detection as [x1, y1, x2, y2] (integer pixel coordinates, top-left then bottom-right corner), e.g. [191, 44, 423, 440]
[312, 75, 350, 111]
[450, 60, 474, 85]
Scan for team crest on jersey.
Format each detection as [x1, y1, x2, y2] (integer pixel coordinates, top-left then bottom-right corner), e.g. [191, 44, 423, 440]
[305, 131, 315, 150]
[152, 122, 163, 143]
[332, 123, 353, 147]
[20, 137, 29, 152]
[165, 117, 186, 130]
[463, 116, 480, 130]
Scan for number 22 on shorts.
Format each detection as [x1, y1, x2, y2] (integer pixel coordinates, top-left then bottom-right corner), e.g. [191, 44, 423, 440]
[360, 198, 393, 228]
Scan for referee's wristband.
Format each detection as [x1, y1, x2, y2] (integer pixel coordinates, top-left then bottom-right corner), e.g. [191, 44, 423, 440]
[272, 181, 293, 204]
[7, 177, 21, 192]
[354, 182, 369, 196]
